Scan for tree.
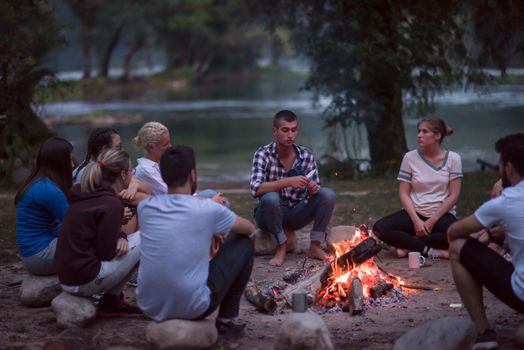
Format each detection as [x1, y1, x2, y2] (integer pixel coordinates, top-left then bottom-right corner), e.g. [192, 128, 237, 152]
[0, 0, 63, 176]
[255, 0, 489, 174]
[62, 0, 101, 80]
[154, 0, 262, 78]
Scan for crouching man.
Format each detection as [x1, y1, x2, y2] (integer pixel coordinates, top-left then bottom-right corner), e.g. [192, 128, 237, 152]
[136, 145, 255, 337]
[448, 133, 524, 349]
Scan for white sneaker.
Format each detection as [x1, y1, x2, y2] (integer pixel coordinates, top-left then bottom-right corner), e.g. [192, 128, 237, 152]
[427, 248, 449, 259]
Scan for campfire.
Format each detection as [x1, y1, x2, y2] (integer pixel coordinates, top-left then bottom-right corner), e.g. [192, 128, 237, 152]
[246, 225, 421, 315]
[316, 225, 407, 312]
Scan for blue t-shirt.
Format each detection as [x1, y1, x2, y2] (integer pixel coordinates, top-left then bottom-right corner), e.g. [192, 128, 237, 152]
[136, 194, 236, 321]
[16, 177, 69, 257]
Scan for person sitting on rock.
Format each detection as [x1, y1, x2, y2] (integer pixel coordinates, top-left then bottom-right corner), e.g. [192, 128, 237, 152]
[73, 127, 150, 233]
[250, 109, 336, 266]
[373, 116, 462, 260]
[55, 149, 142, 318]
[15, 137, 73, 275]
[136, 145, 255, 337]
[448, 133, 524, 349]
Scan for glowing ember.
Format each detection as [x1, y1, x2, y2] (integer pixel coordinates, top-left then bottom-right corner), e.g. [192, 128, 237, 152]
[317, 225, 409, 306]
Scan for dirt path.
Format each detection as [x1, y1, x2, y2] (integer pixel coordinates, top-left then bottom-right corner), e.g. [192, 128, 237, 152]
[0, 249, 521, 349]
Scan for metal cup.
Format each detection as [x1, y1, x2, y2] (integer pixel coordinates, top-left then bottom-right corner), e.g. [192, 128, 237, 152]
[292, 293, 307, 312]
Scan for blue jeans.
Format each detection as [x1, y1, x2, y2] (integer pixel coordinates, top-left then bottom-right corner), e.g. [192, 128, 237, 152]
[254, 188, 336, 244]
[196, 189, 230, 209]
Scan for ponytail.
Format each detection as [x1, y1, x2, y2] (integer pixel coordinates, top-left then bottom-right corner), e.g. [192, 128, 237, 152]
[80, 149, 130, 193]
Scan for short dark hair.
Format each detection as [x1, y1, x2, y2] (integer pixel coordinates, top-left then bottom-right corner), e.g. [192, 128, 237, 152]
[273, 110, 298, 128]
[495, 133, 524, 176]
[160, 145, 196, 188]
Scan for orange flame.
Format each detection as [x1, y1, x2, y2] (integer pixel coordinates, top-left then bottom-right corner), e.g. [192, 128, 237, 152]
[317, 226, 409, 306]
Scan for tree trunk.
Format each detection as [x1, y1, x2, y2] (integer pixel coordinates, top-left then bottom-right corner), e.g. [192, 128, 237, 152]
[98, 25, 123, 79]
[121, 41, 144, 82]
[364, 81, 407, 175]
[81, 28, 92, 80]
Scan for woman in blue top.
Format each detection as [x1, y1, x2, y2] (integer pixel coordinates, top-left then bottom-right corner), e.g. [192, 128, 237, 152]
[15, 137, 73, 275]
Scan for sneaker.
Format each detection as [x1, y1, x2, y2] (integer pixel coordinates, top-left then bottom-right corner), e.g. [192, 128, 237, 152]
[216, 318, 246, 337]
[473, 328, 499, 349]
[97, 293, 143, 318]
[427, 248, 449, 260]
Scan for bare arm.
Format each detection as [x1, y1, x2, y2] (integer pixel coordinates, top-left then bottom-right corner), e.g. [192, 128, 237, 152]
[447, 214, 484, 242]
[229, 215, 256, 236]
[399, 181, 427, 237]
[425, 178, 462, 232]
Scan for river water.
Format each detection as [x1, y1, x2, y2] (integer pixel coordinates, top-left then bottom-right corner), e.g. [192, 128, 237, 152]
[40, 78, 524, 183]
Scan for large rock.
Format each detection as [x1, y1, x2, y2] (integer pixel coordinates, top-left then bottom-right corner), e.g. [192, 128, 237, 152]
[393, 317, 476, 350]
[274, 312, 334, 350]
[146, 318, 217, 349]
[252, 229, 297, 255]
[20, 274, 62, 307]
[52, 292, 97, 328]
[326, 225, 356, 249]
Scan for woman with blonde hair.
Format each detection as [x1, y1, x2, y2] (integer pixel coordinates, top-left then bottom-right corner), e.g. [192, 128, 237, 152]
[133, 121, 227, 204]
[373, 116, 463, 259]
[55, 149, 142, 317]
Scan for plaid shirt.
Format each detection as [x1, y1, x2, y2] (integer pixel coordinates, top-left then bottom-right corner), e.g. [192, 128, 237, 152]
[250, 142, 320, 207]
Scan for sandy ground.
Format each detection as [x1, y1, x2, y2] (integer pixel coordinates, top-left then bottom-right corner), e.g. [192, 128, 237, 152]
[0, 246, 522, 350]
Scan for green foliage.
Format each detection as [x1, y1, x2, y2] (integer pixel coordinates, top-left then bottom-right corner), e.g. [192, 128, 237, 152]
[254, 1, 510, 174]
[0, 0, 61, 178]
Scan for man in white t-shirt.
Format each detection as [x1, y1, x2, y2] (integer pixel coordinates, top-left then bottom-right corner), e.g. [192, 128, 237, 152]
[448, 133, 524, 350]
[136, 145, 255, 337]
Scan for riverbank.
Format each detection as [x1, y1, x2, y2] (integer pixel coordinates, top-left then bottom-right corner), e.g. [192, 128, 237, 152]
[3, 172, 522, 349]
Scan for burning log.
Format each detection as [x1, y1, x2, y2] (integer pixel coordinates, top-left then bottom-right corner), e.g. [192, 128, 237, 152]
[369, 280, 393, 298]
[320, 237, 382, 286]
[342, 277, 364, 315]
[283, 268, 323, 306]
[245, 281, 278, 314]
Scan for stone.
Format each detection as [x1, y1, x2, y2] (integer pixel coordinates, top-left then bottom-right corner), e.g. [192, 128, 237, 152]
[393, 316, 476, 350]
[326, 225, 356, 249]
[145, 318, 217, 349]
[274, 312, 334, 350]
[252, 229, 297, 255]
[20, 274, 62, 307]
[514, 323, 524, 349]
[52, 292, 97, 328]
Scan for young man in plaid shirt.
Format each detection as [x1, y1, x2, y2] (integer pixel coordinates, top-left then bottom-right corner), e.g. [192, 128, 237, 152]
[250, 110, 336, 266]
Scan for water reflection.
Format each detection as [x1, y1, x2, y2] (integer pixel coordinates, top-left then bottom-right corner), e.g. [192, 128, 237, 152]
[42, 79, 524, 183]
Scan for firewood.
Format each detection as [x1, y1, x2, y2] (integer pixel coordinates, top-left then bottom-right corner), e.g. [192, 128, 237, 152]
[369, 280, 393, 298]
[245, 281, 278, 314]
[320, 237, 382, 286]
[342, 277, 364, 315]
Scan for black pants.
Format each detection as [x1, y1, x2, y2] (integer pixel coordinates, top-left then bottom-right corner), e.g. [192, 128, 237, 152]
[460, 238, 524, 313]
[198, 235, 254, 319]
[373, 209, 457, 253]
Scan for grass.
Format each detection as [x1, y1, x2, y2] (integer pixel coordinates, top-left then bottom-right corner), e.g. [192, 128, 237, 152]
[0, 171, 499, 264]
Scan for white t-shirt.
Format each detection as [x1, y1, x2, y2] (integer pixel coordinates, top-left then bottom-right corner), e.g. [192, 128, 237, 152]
[397, 150, 463, 217]
[475, 180, 524, 301]
[136, 194, 236, 321]
[134, 158, 167, 195]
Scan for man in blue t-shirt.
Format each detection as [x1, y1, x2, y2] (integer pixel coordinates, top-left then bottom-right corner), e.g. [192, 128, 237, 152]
[448, 133, 524, 350]
[137, 145, 255, 337]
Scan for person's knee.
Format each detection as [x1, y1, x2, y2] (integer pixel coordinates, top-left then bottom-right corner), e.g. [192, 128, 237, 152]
[372, 218, 386, 240]
[259, 192, 281, 208]
[448, 238, 466, 261]
[317, 187, 336, 205]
